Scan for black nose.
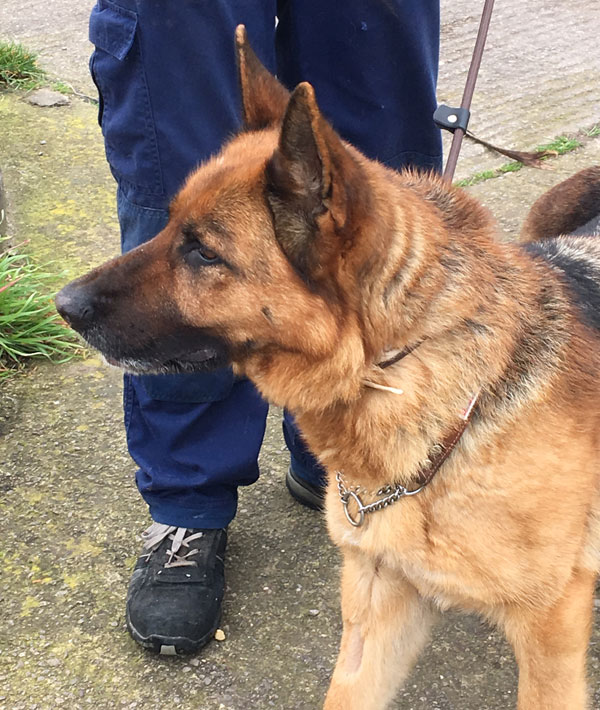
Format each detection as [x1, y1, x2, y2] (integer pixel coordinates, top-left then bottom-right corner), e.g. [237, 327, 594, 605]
[55, 281, 95, 332]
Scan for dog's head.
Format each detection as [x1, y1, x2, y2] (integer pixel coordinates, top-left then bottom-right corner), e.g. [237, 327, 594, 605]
[56, 26, 376, 393]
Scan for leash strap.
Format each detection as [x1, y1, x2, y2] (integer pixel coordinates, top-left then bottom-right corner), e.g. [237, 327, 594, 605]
[439, 0, 496, 183]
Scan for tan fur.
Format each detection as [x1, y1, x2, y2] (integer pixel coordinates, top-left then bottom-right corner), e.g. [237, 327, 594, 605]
[58, 29, 600, 709]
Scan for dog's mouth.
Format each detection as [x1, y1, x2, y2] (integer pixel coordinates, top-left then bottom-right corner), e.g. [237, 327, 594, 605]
[75, 322, 231, 375]
[104, 346, 226, 374]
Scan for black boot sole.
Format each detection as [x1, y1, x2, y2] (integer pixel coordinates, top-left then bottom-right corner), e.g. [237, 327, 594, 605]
[126, 607, 222, 655]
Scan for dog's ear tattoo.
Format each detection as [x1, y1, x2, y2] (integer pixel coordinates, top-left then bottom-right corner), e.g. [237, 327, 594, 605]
[266, 82, 367, 282]
[235, 25, 289, 130]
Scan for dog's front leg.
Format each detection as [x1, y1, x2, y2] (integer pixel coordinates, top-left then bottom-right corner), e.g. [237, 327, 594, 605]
[503, 566, 596, 710]
[324, 549, 435, 710]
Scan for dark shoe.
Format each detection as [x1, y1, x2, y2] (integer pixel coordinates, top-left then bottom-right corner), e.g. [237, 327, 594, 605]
[126, 522, 226, 655]
[286, 466, 325, 510]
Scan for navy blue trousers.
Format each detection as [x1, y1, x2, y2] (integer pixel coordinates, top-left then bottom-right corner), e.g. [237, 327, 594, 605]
[89, 0, 442, 528]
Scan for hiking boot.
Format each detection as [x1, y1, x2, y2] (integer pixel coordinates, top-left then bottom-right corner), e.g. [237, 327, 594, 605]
[285, 465, 325, 511]
[126, 522, 226, 655]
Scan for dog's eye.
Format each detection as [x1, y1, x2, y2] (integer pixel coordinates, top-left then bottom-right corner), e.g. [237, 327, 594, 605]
[184, 244, 222, 267]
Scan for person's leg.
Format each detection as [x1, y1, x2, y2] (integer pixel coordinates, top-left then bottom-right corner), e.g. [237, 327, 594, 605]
[283, 411, 327, 509]
[116, 190, 268, 530]
[276, 0, 442, 173]
[88, 0, 277, 653]
[276, 0, 442, 502]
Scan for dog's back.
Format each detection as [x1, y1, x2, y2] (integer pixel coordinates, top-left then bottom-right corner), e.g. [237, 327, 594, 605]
[524, 235, 600, 330]
[520, 167, 600, 574]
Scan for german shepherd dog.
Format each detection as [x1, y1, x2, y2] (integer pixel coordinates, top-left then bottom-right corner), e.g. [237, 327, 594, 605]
[56, 27, 600, 709]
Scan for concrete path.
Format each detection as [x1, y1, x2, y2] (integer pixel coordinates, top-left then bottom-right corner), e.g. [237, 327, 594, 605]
[0, 2, 599, 709]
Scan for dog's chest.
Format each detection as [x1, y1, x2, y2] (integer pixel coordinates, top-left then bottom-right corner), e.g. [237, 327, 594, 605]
[326, 488, 454, 589]
[325, 483, 516, 611]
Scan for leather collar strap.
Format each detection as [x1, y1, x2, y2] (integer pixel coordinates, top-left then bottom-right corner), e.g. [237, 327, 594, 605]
[363, 341, 424, 395]
[376, 340, 423, 370]
[414, 390, 479, 487]
[337, 390, 480, 527]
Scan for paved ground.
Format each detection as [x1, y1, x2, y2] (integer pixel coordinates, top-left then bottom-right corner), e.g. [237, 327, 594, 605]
[0, 2, 599, 709]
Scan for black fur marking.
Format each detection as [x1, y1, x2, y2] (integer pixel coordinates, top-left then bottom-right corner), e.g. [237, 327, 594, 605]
[382, 237, 418, 305]
[463, 319, 490, 336]
[438, 242, 466, 273]
[524, 241, 600, 330]
[489, 277, 567, 407]
[261, 305, 274, 323]
[571, 214, 600, 237]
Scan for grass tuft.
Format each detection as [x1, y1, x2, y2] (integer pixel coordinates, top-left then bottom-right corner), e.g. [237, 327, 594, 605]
[455, 164, 522, 188]
[497, 161, 523, 175]
[455, 169, 498, 188]
[51, 80, 72, 95]
[535, 135, 581, 155]
[0, 40, 45, 90]
[0, 240, 82, 379]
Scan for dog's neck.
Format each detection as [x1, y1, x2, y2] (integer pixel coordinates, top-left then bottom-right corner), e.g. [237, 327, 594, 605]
[239, 171, 572, 488]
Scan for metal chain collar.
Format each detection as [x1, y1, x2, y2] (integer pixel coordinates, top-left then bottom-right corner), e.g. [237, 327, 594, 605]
[336, 471, 424, 527]
[336, 391, 480, 527]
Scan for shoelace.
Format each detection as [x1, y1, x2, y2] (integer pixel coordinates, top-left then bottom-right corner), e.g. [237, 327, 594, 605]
[139, 521, 205, 569]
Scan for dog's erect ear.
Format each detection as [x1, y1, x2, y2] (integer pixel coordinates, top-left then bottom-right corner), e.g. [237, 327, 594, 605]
[265, 82, 365, 282]
[235, 25, 289, 130]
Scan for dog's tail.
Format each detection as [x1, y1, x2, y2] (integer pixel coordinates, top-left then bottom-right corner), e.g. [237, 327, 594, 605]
[520, 166, 600, 242]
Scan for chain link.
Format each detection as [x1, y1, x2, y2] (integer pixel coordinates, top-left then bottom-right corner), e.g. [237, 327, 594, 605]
[335, 391, 480, 527]
[336, 471, 423, 527]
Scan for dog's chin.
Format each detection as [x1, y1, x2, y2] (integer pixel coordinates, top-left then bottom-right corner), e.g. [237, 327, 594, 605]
[103, 348, 228, 375]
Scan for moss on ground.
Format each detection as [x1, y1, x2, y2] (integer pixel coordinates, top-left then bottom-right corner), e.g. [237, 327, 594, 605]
[0, 93, 118, 280]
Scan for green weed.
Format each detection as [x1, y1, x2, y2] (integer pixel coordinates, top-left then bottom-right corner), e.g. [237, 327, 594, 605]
[535, 135, 581, 155]
[0, 40, 45, 90]
[51, 81, 72, 95]
[0, 240, 81, 379]
[497, 162, 523, 175]
[455, 169, 497, 188]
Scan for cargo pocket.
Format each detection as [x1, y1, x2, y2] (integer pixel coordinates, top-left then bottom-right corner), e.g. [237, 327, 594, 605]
[89, 0, 164, 198]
